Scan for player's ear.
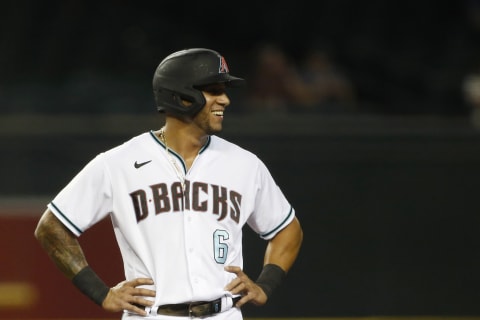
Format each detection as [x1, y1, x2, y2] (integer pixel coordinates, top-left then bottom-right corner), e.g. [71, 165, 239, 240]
[181, 99, 193, 107]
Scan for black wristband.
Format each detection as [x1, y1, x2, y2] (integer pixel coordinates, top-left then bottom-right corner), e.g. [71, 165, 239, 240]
[255, 264, 286, 299]
[72, 266, 110, 306]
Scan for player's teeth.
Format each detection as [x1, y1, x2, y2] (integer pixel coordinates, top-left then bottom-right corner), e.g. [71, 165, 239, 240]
[212, 111, 223, 116]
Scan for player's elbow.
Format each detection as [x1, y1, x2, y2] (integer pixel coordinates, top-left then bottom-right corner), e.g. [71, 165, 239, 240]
[34, 209, 57, 243]
[291, 217, 303, 252]
[34, 218, 47, 243]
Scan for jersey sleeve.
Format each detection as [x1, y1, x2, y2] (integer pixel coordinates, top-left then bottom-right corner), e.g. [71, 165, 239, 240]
[247, 159, 295, 240]
[47, 153, 113, 237]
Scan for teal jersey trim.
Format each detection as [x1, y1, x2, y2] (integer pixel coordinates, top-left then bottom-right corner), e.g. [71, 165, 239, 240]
[50, 201, 83, 235]
[149, 130, 211, 173]
[260, 206, 294, 239]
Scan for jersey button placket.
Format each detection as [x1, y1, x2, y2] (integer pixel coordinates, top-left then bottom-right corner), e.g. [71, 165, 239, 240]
[184, 212, 198, 290]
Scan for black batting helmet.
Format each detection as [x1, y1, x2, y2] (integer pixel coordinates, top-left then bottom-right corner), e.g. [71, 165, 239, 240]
[152, 48, 245, 117]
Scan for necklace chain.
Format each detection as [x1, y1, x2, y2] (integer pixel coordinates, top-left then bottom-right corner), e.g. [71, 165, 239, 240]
[159, 127, 186, 191]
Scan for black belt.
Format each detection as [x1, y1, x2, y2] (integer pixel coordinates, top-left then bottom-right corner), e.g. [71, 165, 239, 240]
[143, 296, 241, 317]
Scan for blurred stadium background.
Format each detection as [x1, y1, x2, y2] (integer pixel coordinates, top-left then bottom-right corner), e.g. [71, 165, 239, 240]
[2, 1, 480, 319]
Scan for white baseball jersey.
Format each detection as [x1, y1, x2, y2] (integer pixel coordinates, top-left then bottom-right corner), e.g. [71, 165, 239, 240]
[48, 130, 295, 319]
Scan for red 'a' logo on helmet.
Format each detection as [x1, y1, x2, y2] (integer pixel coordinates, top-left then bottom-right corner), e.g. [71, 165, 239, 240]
[219, 56, 230, 74]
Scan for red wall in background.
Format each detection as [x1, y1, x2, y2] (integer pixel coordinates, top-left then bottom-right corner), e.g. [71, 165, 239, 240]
[0, 210, 124, 319]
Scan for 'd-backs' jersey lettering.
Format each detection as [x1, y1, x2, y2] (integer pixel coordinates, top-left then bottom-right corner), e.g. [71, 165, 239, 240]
[130, 180, 242, 223]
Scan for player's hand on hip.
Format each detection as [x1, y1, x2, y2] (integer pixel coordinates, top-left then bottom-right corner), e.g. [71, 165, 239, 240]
[224, 266, 268, 307]
[102, 278, 155, 316]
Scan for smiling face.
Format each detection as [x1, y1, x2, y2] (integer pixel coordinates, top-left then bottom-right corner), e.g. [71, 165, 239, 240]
[191, 83, 231, 135]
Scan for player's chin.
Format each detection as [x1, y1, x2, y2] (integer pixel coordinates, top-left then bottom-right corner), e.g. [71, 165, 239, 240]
[208, 118, 224, 132]
[208, 126, 223, 135]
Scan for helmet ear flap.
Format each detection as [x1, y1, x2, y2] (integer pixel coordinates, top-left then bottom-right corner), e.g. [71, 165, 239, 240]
[155, 88, 206, 115]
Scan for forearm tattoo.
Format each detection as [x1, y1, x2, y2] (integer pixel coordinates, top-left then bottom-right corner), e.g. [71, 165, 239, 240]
[36, 212, 87, 279]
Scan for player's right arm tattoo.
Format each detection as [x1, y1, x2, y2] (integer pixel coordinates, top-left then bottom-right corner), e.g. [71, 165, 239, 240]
[34, 210, 88, 279]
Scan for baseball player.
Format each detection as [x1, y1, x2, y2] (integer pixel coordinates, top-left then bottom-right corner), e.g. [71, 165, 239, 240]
[34, 48, 303, 319]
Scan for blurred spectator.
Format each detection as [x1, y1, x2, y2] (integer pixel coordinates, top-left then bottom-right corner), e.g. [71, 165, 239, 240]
[245, 43, 356, 114]
[245, 43, 313, 113]
[297, 47, 356, 113]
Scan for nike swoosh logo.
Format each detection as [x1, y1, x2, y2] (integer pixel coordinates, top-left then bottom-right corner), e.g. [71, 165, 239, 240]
[134, 160, 152, 169]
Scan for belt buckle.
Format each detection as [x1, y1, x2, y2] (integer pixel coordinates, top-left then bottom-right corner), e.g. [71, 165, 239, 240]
[188, 301, 205, 318]
[189, 299, 221, 318]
